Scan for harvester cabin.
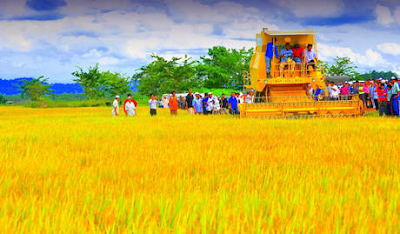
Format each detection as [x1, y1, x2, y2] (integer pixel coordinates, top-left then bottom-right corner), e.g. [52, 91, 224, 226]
[250, 29, 319, 82]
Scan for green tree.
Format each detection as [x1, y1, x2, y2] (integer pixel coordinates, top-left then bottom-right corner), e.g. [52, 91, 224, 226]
[72, 64, 103, 99]
[326, 57, 358, 78]
[100, 71, 132, 97]
[133, 55, 197, 96]
[72, 64, 131, 99]
[360, 70, 398, 80]
[196, 46, 253, 89]
[0, 94, 7, 104]
[19, 76, 52, 101]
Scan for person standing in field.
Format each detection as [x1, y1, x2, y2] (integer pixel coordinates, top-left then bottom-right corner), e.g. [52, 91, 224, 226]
[330, 82, 340, 101]
[387, 85, 393, 115]
[178, 96, 186, 110]
[125, 99, 136, 117]
[193, 92, 203, 114]
[148, 94, 158, 116]
[314, 85, 323, 101]
[358, 82, 367, 108]
[391, 77, 400, 116]
[205, 93, 214, 115]
[202, 93, 209, 115]
[123, 94, 138, 116]
[229, 92, 240, 115]
[245, 91, 255, 104]
[169, 91, 178, 115]
[186, 90, 195, 114]
[112, 95, 120, 116]
[162, 96, 169, 109]
[340, 83, 350, 100]
[220, 93, 228, 114]
[212, 97, 221, 114]
[377, 83, 388, 116]
[369, 81, 378, 110]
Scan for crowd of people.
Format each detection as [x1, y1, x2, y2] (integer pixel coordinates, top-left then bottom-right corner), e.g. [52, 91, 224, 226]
[111, 90, 256, 117]
[111, 77, 400, 118]
[310, 77, 400, 116]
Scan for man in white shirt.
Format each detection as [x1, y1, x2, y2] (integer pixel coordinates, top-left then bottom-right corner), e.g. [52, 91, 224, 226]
[206, 93, 214, 114]
[330, 82, 340, 100]
[162, 96, 169, 108]
[213, 98, 221, 114]
[306, 44, 318, 71]
[245, 91, 255, 104]
[148, 94, 158, 116]
[112, 95, 120, 116]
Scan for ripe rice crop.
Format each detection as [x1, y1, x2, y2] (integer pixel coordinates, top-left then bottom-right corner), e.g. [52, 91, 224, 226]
[1, 106, 400, 233]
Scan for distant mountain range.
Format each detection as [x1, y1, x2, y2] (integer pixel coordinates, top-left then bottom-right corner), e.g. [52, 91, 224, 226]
[0, 78, 137, 95]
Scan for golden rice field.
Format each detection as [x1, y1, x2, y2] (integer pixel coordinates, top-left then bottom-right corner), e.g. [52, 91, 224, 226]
[1, 106, 400, 233]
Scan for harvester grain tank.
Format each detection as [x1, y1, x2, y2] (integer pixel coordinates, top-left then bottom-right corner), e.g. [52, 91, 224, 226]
[241, 29, 365, 117]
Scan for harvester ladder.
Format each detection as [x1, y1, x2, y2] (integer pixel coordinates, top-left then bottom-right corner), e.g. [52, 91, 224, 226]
[243, 72, 251, 91]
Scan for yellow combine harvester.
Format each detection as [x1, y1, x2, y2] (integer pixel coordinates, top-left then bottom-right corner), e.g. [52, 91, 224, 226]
[241, 29, 365, 118]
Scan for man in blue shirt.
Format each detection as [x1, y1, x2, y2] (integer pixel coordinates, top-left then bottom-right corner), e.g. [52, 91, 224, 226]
[265, 41, 279, 78]
[202, 93, 209, 115]
[391, 77, 400, 116]
[279, 43, 295, 77]
[228, 92, 240, 115]
[192, 92, 203, 114]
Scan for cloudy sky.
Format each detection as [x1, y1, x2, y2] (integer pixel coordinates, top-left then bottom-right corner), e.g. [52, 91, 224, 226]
[0, 0, 399, 82]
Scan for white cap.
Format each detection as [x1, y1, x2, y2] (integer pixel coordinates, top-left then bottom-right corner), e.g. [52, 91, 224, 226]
[209, 92, 212, 94]
[195, 92, 200, 95]
[115, 95, 120, 98]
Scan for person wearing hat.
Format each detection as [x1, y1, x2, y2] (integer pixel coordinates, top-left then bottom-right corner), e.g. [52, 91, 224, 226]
[205, 93, 214, 114]
[193, 92, 203, 114]
[391, 77, 400, 116]
[112, 95, 120, 116]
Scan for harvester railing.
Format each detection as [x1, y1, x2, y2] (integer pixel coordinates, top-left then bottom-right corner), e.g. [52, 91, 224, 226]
[240, 95, 365, 118]
[269, 61, 322, 78]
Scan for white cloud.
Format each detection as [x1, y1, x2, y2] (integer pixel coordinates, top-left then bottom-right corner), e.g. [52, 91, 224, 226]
[319, 44, 387, 67]
[377, 43, 400, 56]
[98, 57, 121, 66]
[375, 5, 400, 26]
[375, 5, 394, 25]
[395, 7, 400, 22]
[83, 49, 104, 58]
[276, 0, 343, 18]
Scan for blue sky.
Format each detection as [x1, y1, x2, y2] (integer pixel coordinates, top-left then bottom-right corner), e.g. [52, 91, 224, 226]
[0, 0, 399, 82]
